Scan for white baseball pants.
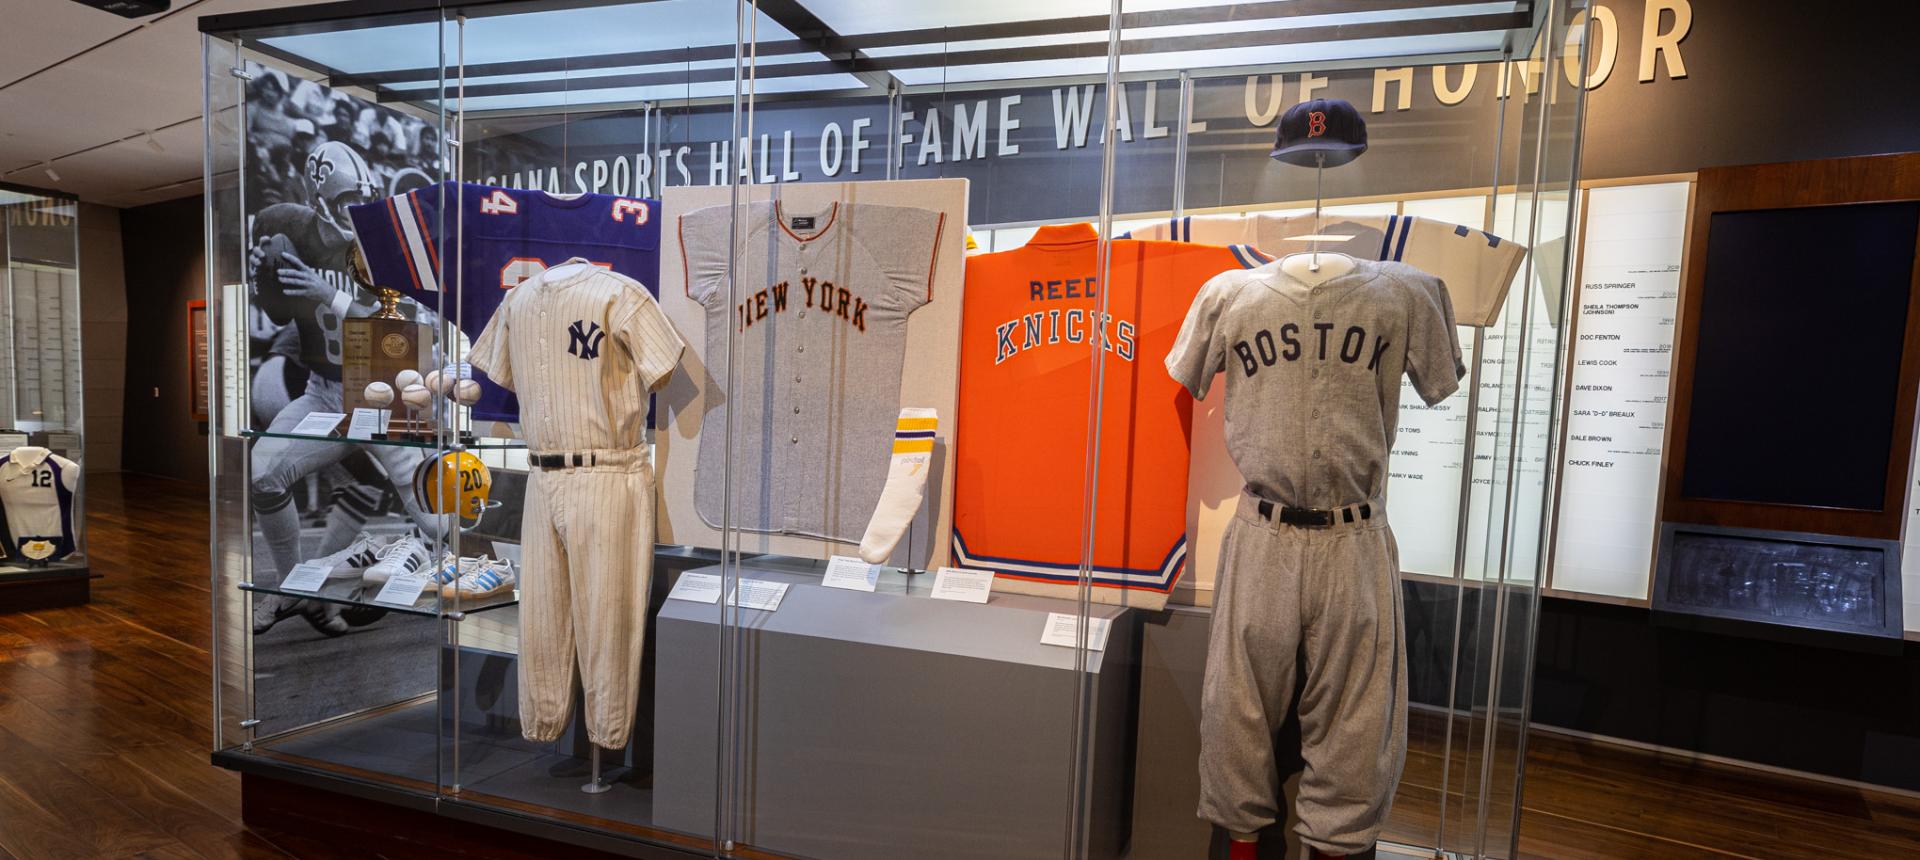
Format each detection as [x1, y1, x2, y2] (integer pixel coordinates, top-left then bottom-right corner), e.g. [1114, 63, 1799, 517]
[518, 450, 655, 750]
[1198, 489, 1406, 855]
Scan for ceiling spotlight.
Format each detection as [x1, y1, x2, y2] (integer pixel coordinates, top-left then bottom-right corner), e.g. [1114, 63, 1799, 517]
[44, 165, 60, 182]
[144, 131, 164, 153]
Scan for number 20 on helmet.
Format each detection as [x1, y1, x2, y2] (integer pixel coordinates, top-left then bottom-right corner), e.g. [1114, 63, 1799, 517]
[414, 451, 492, 521]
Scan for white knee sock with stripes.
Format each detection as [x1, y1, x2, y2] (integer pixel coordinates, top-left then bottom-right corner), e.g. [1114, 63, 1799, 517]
[858, 408, 938, 564]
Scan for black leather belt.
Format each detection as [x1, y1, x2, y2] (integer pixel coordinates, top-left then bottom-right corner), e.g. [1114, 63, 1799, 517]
[531, 452, 598, 469]
[1256, 499, 1371, 528]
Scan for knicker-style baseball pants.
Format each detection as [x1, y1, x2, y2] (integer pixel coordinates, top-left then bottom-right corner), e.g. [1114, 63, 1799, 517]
[1198, 490, 1406, 855]
[519, 449, 655, 750]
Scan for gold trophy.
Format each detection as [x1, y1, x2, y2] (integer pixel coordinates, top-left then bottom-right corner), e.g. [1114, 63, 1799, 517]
[342, 246, 434, 441]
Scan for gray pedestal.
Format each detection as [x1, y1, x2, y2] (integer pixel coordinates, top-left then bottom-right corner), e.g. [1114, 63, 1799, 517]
[654, 558, 1135, 860]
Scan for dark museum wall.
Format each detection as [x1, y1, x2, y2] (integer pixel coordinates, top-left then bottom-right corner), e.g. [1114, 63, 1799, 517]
[119, 195, 210, 485]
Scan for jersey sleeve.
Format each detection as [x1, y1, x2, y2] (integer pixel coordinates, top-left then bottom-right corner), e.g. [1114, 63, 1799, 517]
[1164, 273, 1236, 400]
[1127, 219, 1175, 241]
[869, 204, 946, 310]
[1406, 275, 1466, 406]
[347, 180, 451, 296]
[469, 290, 514, 391]
[678, 205, 732, 307]
[613, 286, 687, 393]
[1400, 217, 1526, 327]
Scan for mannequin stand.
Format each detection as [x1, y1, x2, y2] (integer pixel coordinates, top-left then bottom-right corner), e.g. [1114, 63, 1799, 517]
[581, 745, 612, 794]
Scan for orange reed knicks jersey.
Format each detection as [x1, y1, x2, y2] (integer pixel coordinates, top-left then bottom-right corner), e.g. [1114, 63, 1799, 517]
[952, 223, 1270, 597]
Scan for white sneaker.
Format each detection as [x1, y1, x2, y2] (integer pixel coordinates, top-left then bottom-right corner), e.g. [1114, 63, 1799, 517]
[441, 558, 516, 601]
[362, 534, 430, 587]
[303, 532, 385, 580]
[429, 552, 489, 586]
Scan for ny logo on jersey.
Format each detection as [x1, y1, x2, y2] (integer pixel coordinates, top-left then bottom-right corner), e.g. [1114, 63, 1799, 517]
[568, 320, 606, 359]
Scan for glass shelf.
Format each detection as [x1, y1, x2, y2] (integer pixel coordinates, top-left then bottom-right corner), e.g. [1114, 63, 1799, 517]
[241, 430, 526, 450]
[240, 578, 519, 619]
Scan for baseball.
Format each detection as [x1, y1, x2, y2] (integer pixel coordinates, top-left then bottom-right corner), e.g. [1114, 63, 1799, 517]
[424, 369, 447, 395]
[363, 381, 395, 407]
[394, 368, 424, 390]
[451, 378, 483, 406]
[401, 383, 434, 410]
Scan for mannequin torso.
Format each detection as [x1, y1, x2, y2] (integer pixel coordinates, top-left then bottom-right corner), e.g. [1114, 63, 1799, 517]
[1278, 251, 1356, 285]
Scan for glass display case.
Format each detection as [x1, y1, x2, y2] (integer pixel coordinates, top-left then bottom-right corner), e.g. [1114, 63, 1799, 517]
[204, 1, 1588, 857]
[0, 183, 88, 602]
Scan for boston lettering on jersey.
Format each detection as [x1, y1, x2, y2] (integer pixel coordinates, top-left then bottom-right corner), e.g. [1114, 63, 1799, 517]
[1234, 321, 1390, 376]
[734, 277, 871, 334]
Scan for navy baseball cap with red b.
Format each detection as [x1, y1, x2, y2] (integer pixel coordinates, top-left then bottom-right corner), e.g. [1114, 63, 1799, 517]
[1271, 98, 1368, 167]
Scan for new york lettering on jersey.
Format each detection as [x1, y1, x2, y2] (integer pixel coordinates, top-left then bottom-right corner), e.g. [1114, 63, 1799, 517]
[349, 182, 662, 423]
[1130, 212, 1525, 326]
[952, 223, 1271, 605]
[0, 447, 80, 561]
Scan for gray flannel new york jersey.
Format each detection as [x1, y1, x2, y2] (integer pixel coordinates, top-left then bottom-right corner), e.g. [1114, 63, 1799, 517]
[1166, 259, 1464, 509]
[680, 200, 946, 542]
[471, 260, 685, 452]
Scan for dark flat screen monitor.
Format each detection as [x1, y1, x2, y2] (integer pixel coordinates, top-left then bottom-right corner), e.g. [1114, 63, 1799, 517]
[1680, 201, 1920, 510]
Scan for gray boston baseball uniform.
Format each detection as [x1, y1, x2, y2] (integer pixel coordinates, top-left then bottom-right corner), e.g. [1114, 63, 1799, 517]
[471, 260, 685, 749]
[679, 199, 946, 543]
[1165, 258, 1463, 853]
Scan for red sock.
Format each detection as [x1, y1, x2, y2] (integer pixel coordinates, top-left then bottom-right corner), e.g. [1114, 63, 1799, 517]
[1228, 839, 1259, 860]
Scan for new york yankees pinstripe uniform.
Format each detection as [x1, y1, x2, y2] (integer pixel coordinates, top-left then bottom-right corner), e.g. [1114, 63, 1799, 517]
[678, 200, 945, 543]
[1130, 212, 1524, 326]
[1166, 258, 1463, 854]
[0, 447, 80, 561]
[470, 260, 685, 749]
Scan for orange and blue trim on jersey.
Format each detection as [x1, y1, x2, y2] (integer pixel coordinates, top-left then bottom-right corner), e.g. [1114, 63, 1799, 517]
[1228, 243, 1272, 268]
[951, 529, 1188, 593]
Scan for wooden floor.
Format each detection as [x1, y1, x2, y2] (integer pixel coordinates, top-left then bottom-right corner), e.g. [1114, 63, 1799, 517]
[0, 473, 1915, 859]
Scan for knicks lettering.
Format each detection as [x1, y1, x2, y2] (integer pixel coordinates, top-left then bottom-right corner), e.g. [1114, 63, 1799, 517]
[736, 277, 868, 333]
[1233, 322, 1388, 376]
[994, 309, 1136, 365]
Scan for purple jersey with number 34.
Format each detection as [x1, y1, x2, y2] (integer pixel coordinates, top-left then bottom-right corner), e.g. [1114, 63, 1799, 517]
[349, 181, 661, 423]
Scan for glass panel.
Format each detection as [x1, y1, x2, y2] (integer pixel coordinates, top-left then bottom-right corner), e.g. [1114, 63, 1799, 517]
[429, 1, 730, 851]
[707, 10, 1109, 860]
[209, 10, 454, 797]
[205, 29, 252, 754]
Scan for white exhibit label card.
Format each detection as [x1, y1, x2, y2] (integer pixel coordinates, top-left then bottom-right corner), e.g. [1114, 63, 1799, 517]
[667, 572, 724, 604]
[372, 572, 430, 606]
[290, 411, 346, 437]
[930, 566, 993, 603]
[820, 555, 881, 592]
[1551, 182, 1690, 600]
[45, 433, 80, 452]
[728, 579, 790, 612]
[0, 433, 27, 451]
[345, 408, 388, 440]
[278, 561, 333, 593]
[1040, 612, 1112, 651]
